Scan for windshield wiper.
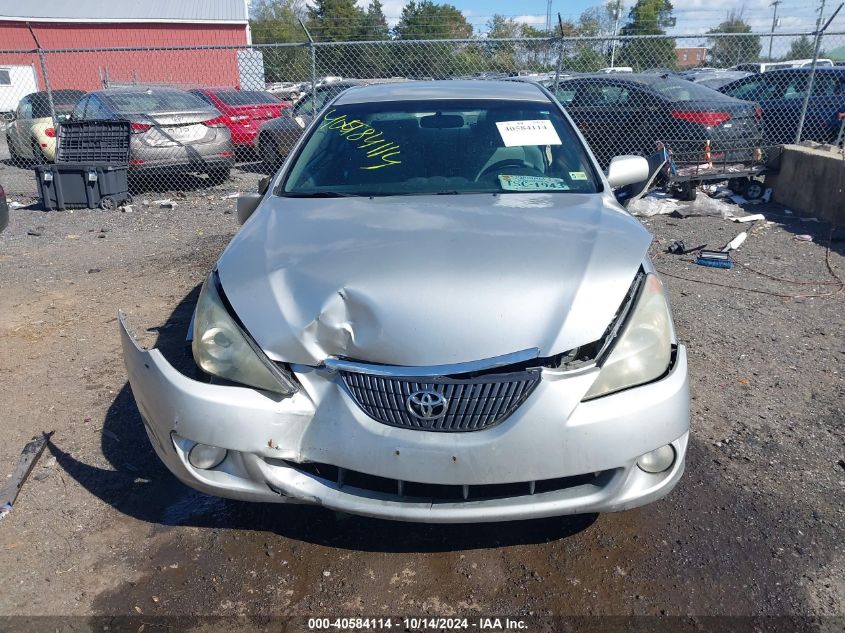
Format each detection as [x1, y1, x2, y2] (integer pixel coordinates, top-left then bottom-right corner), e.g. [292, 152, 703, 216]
[281, 191, 361, 198]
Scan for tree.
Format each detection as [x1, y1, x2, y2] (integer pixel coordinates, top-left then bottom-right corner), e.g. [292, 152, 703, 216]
[394, 1, 472, 40]
[785, 35, 815, 60]
[707, 10, 761, 67]
[618, 0, 676, 70]
[393, 1, 473, 77]
[250, 0, 310, 81]
[307, 0, 365, 42]
[360, 0, 389, 41]
[357, 0, 392, 77]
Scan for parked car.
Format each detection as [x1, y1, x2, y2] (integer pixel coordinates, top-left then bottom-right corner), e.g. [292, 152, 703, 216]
[72, 87, 234, 183]
[5, 89, 85, 163]
[0, 180, 8, 233]
[121, 80, 689, 523]
[734, 59, 835, 73]
[719, 68, 845, 144]
[256, 79, 400, 169]
[188, 88, 289, 150]
[552, 73, 761, 168]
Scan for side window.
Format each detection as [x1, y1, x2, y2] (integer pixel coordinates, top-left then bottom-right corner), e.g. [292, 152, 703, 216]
[783, 75, 809, 99]
[552, 83, 577, 106]
[0, 69, 10, 86]
[72, 96, 88, 120]
[85, 97, 110, 119]
[18, 98, 32, 120]
[294, 92, 315, 115]
[192, 91, 213, 105]
[725, 77, 772, 100]
[811, 74, 839, 96]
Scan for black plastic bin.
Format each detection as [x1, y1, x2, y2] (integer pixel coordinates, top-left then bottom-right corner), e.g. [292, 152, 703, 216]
[35, 164, 131, 211]
[55, 120, 131, 165]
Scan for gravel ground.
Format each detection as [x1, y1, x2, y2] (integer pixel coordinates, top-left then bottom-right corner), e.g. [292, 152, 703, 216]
[0, 182, 843, 629]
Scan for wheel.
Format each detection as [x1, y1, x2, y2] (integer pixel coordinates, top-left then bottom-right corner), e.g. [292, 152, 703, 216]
[123, 193, 134, 206]
[678, 181, 697, 201]
[30, 138, 46, 165]
[99, 196, 116, 210]
[742, 179, 764, 200]
[260, 135, 280, 172]
[6, 134, 22, 166]
[207, 167, 231, 186]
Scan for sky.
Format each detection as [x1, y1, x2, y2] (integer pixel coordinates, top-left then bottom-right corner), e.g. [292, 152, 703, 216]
[363, 0, 845, 41]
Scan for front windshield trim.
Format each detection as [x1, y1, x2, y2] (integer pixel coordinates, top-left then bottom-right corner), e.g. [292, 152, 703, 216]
[276, 97, 601, 199]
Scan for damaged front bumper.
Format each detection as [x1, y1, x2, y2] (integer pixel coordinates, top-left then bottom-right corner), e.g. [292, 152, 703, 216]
[120, 312, 690, 523]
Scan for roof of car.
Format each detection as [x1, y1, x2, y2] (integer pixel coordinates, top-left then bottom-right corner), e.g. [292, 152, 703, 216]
[89, 86, 194, 95]
[558, 73, 685, 86]
[334, 80, 551, 105]
[758, 67, 845, 75]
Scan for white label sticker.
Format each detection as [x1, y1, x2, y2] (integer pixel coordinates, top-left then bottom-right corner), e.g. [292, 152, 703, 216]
[495, 120, 562, 147]
[569, 171, 588, 180]
[294, 115, 306, 129]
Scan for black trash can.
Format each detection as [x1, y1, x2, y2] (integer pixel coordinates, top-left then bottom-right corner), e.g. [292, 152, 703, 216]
[35, 164, 131, 211]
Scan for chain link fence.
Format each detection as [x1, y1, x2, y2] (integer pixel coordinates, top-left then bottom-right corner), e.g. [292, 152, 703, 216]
[1, 32, 844, 202]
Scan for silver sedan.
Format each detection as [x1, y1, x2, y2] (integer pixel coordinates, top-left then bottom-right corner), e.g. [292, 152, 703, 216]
[121, 80, 689, 523]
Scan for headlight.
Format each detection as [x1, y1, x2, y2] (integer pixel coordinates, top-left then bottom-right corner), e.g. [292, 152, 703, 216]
[583, 274, 673, 400]
[192, 272, 298, 396]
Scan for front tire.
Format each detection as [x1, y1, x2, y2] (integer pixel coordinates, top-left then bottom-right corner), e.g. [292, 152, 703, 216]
[260, 135, 280, 173]
[206, 167, 231, 186]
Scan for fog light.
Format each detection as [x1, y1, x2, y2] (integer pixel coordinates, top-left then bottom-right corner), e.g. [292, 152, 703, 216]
[188, 443, 227, 470]
[637, 444, 675, 474]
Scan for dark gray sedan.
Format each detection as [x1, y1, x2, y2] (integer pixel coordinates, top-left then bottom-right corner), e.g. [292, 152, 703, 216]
[72, 88, 234, 184]
[256, 79, 402, 170]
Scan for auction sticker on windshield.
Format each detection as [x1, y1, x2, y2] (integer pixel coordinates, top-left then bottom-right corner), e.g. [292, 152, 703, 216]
[496, 120, 562, 147]
[498, 175, 570, 191]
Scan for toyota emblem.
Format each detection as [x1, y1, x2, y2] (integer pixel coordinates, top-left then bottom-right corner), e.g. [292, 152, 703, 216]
[406, 389, 448, 423]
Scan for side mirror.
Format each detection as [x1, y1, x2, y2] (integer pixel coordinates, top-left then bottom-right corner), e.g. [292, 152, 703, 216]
[258, 176, 270, 195]
[606, 155, 650, 189]
[237, 193, 262, 224]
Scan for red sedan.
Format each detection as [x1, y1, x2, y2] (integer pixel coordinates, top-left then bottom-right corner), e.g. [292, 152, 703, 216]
[189, 88, 290, 148]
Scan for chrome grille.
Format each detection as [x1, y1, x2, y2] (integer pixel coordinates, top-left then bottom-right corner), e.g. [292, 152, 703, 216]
[340, 369, 541, 432]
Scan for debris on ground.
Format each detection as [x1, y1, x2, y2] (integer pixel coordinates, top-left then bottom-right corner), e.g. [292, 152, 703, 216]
[695, 250, 734, 269]
[794, 234, 814, 242]
[8, 201, 25, 210]
[723, 232, 748, 252]
[0, 432, 54, 522]
[155, 199, 178, 209]
[731, 214, 766, 223]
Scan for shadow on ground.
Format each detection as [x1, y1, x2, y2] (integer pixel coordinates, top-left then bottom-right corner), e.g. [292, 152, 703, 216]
[48, 286, 598, 552]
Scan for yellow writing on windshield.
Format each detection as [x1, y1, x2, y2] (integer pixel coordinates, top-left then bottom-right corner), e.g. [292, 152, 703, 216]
[320, 109, 401, 170]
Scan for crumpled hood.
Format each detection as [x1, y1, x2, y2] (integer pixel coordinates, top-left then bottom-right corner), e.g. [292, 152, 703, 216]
[217, 193, 651, 366]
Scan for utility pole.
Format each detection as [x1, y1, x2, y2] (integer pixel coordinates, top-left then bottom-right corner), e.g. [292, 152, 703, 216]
[768, 0, 781, 61]
[546, 0, 553, 34]
[610, 0, 623, 68]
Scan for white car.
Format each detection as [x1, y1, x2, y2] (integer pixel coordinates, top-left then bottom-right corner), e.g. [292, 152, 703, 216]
[121, 80, 689, 523]
[5, 89, 84, 163]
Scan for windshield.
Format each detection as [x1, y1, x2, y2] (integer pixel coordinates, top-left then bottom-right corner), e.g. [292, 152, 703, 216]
[31, 91, 83, 119]
[282, 99, 599, 197]
[216, 90, 280, 106]
[102, 90, 210, 114]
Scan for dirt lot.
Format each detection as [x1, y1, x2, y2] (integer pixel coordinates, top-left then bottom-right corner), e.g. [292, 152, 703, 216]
[0, 179, 843, 630]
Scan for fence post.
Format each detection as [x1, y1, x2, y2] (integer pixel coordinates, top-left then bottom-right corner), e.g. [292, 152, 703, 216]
[794, 3, 843, 144]
[298, 19, 317, 118]
[553, 14, 566, 91]
[25, 22, 57, 130]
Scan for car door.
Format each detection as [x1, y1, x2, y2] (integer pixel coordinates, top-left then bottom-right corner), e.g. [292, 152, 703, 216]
[799, 71, 845, 142]
[12, 97, 33, 157]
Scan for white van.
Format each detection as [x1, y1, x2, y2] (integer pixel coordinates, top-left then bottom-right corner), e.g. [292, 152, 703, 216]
[734, 59, 835, 73]
[0, 65, 38, 115]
